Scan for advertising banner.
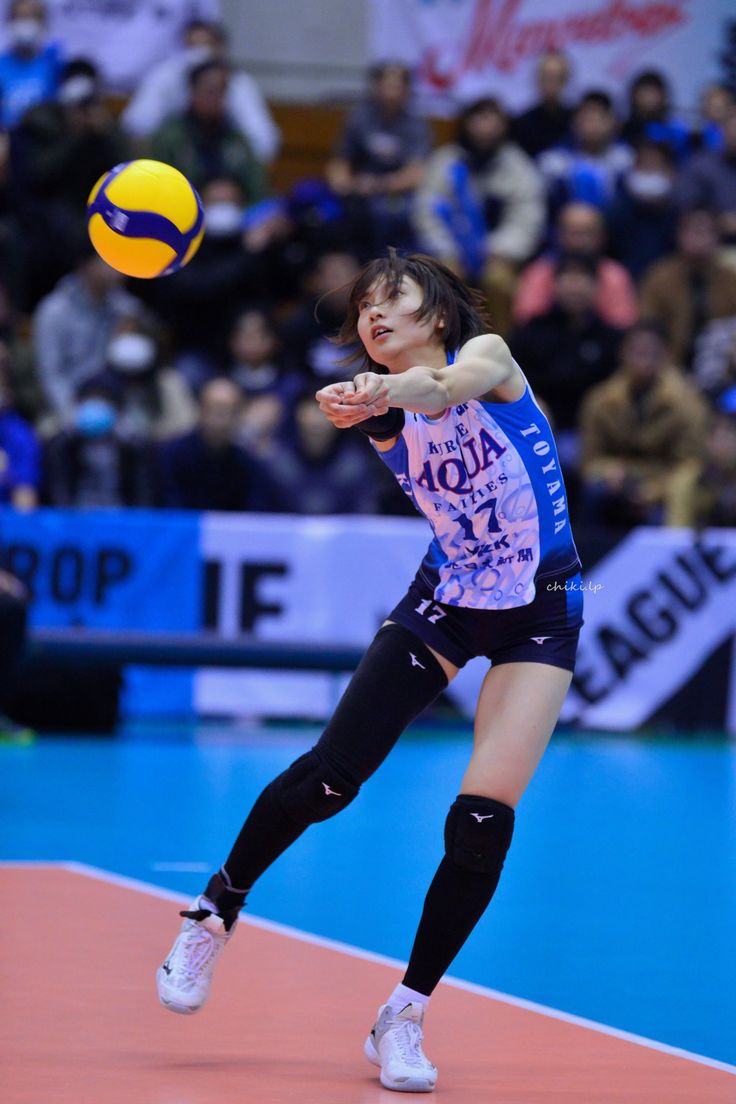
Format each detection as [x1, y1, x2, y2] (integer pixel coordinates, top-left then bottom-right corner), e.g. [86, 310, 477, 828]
[369, 0, 734, 114]
[561, 528, 736, 733]
[0, 508, 201, 714]
[3, 509, 734, 733]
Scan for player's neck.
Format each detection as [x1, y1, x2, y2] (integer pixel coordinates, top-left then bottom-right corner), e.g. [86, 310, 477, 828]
[385, 342, 448, 374]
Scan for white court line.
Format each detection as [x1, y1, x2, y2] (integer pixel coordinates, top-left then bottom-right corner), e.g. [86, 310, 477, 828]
[3, 859, 736, 1078]
[151, 862, 212, 873]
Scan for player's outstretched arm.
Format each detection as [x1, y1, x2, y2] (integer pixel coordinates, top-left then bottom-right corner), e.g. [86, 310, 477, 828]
[353, 335, 517, 416]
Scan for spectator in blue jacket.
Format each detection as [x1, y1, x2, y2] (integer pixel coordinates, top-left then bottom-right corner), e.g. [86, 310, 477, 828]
[620, 70, 691, 163]
[0, 0, 62, 129]
[539, 90, 633, 222]
[606, 140, 679, 281]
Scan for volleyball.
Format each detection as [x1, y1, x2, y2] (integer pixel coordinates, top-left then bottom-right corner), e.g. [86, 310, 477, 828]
[86, 159, 205, 279]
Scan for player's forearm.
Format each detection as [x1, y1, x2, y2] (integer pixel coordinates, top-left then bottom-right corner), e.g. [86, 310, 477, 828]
[385, 353, 509, 414]
[385, 366, 450, 415]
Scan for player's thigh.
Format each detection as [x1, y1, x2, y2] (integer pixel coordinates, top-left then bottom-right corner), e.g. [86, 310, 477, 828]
[382, 619, 460, 683]
[460, 661, 572, 807]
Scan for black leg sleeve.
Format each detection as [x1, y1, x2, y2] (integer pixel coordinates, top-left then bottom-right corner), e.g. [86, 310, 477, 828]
[402, 795, 515, 996]
[208, 624, 449, 913]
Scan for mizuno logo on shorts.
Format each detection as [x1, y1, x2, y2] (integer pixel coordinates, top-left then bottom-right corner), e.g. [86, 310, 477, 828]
[322, 783, 342, 797]
[470, 813, 494, 822]
[531, 636, 551, 644]
[410, 653, 426, 669]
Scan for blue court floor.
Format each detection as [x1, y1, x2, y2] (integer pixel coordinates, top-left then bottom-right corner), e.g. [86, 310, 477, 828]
[2, 723, 734, 1066]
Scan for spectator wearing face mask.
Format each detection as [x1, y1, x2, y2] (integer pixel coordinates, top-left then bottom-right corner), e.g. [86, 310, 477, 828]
[513, 200, 638, 326]
[82, 315, 197, 443]
[0, 341, 40, 509]
[121, 18, 279, 163]
[0, 0, 62, 129]
[140, 176, 289, 389]
[43, 377, 154, 507]
[32, 240, 145, 428]
[606, 141, 679, 281]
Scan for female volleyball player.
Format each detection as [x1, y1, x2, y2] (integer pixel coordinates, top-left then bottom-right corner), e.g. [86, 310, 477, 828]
[157, 251, 583, 1093]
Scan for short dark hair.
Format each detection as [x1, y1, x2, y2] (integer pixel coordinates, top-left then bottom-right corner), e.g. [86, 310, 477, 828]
[185, 18, 227, 44]
[459, 96, 507, 124]
[189, 58, 228, 89]
[336, 248, 489, 370]
[630, 69, 669, 95]
[368, 60, 412, 87]
[578, 90, 614, 113]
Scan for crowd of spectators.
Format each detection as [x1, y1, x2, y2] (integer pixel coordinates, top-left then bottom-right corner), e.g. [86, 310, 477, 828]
[1, 1, 736, 532]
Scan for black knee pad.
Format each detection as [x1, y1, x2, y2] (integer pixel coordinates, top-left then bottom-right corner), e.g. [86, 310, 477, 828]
[444, 795, 515, 875]
[273, 747, 359, 827]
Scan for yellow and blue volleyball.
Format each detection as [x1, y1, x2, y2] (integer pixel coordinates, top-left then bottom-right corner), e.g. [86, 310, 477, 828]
[86, 159, 204, 278]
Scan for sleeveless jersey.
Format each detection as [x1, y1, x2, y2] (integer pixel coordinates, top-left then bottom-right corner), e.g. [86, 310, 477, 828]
[373, 370, 581, 610]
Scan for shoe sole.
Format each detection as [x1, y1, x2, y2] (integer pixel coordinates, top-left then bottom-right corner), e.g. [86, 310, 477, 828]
[158, 994, 201, 1015]
[156, 968, 205, 1015]
[364, 1034, 436, 1093]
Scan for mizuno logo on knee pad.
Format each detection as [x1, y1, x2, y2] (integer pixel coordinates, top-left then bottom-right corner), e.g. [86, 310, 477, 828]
[322, 782, 342, 797]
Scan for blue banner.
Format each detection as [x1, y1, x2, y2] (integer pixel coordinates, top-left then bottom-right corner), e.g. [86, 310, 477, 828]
[0, 507, 202, 714]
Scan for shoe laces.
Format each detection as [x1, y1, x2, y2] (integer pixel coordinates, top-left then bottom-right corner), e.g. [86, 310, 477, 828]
[390, 1019, 427, 1069]
[174, 923, 221, 981]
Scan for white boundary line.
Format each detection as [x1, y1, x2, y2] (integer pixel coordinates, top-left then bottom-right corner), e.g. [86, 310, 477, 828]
[3, 859, 735, 1078]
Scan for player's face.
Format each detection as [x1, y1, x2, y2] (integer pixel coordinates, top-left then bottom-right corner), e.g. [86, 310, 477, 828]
[356, 276, 440, 366]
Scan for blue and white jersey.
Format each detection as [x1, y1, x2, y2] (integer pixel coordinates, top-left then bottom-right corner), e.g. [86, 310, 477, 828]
[373, 370, 581, 610]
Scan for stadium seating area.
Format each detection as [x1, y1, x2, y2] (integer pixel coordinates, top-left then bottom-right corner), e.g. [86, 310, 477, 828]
[1, 2, 736, 531]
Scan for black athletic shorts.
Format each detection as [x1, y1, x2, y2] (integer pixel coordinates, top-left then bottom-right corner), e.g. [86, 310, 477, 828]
[388, 570, 584, 672]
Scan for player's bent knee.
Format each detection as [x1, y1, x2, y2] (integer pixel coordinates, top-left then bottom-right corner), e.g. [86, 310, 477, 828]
[444, 795, 515, 875]
[274, 747, 359, 826]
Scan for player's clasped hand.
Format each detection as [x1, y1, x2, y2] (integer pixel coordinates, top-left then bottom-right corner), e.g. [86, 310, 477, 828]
[316, 374, 391, 429]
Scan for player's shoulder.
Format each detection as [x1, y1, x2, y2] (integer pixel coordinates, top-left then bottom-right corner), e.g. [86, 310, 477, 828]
[456, 332, 508, 356]
[455, 333, 515, 371]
